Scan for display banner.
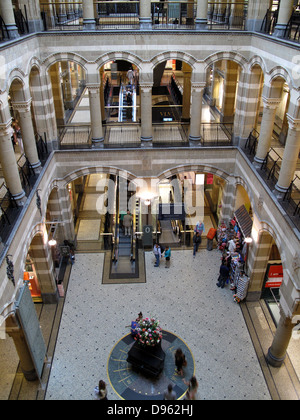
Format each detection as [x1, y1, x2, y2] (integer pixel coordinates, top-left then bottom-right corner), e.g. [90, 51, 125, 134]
[14, 284, 47, 380]
[265, 264, 283, 288]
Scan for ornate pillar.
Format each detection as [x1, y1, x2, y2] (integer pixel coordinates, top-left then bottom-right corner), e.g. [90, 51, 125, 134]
[12, 99, 41, 171]
[275, 116, 300, 194]
[189, 83, 205, 142]
[88, 85, 104, 144]
[83, 0, 96, 30]
[195, 0, 208, 29]
[140, 83, 153, 143]
[254, 97, 281, 165]
[266, 312, 295, 367]
[0, 0, 20, 39]
[139, 0, 152, 30]
[0, 120, 26, 204]
[273, 0, 294, 38]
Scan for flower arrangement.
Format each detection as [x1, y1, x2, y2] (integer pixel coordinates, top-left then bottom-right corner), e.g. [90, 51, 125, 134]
[134, 317, 163, 347]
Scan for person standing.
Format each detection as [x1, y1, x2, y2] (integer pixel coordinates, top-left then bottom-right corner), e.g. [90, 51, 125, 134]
[175, 348, 186, 376]
[164, 246, 171, 268]
[123, 210, 132, 236]
[216, 261, 230, 288]
[153, 243, 161, 267]
[193, 232, 201, 256]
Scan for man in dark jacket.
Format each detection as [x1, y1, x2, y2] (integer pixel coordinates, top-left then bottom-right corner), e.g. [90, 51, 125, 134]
[216, 263, 230, 288]
[193, 232, 201, 256]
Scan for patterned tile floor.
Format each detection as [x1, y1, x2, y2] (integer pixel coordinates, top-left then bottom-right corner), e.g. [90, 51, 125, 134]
[45, 249, 272, 400]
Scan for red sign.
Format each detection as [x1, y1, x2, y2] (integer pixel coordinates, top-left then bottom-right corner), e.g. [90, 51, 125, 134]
[265, 264, 283, 288]
[206, 174, 214, 185]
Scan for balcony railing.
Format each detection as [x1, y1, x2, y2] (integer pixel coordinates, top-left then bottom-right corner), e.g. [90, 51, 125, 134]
[39, 1, 248, 32]
[260, 7, 300, 43]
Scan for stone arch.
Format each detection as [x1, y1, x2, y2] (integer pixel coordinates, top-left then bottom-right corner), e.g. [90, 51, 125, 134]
[269, 66, 293, 91]
[204, 51, 247, 72]
[42, 52, 89, 72]
[234, 175, 257, 216]
[95, 51, 144, 72]
[6, 69, 27, 98]
[60, 165, 139, 188]
[156, 163, 231, 183]
[150, 51, 198, 70]
[248, 55, 267, 76]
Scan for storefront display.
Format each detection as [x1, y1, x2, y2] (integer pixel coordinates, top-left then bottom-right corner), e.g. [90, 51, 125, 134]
[23, 258, 42, 302]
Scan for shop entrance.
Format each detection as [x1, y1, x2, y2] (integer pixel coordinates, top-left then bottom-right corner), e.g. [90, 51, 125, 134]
[260, 242, 283, 325]
[23, 256, 42, 303]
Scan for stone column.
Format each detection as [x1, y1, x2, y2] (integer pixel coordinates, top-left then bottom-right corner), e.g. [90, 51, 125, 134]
[83, 0, 96, 30]
[12, 100, 41, 171]
[57, 0, 67, 22]
[0, 121, 26, 204]
[0, 0, 20, 39]
[140, 84, 153, 143]
[195, 0, 208, 29]
[189, 83, 205, 142]
[30, 67, 58, 151]
[254, 97, 281, 165]
[56, 184, 76, 241]
[139, 0, 152, 30]
[181, 62, 192, 122]
[88, 85, 104, 144]
[6, 315, 37, 381]
[274, 0, 294, 38]
[275, 116, 300, 194]
[266, 313, 294, 367]
[234, 66, 263, 146]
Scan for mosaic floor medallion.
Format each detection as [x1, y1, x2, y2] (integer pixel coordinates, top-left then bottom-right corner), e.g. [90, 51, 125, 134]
[107, 330, 195, 400]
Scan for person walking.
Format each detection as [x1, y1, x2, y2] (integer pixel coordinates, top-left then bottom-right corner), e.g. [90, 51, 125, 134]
[175, 348, 186, 376]
[94, 380, 108, 400]
[193, 232, 201, 256]
[183, 376, 199, 400]
[163, 384, 177, 400]
[164, 246, 171, 268]
[153, 243, 162, 267]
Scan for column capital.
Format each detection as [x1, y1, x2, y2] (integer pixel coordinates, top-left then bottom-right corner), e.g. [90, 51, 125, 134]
[11, 99, 32, 113]
[286, 114, 300, 131]
[262, 96, 281, 109]
[139, 83, 153, 93]
[0, 119, 13, 136]
[191, 82, 206, 92]
[86, 84, 100, 94]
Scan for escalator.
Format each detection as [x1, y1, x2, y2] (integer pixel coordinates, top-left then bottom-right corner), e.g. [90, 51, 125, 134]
[110, 177, 140, 279]
[118, 84, 137, 122]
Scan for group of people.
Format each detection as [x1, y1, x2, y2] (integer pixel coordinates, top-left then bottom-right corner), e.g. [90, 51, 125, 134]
[153, 243, 171, 268]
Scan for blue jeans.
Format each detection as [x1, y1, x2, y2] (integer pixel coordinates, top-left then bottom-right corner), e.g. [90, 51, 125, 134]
[154, 253, 160, 266]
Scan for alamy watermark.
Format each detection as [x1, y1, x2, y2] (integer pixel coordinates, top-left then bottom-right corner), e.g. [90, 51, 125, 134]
[94, 172, 205, 225]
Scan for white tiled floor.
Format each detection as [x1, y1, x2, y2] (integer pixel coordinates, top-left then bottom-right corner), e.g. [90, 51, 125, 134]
[45, 249, 271, 400]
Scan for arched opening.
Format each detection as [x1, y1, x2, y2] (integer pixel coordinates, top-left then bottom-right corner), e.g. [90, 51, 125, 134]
[257, 231, 283, 325]
[48, 60, 87, 147]
[23, 231, 58, 304]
